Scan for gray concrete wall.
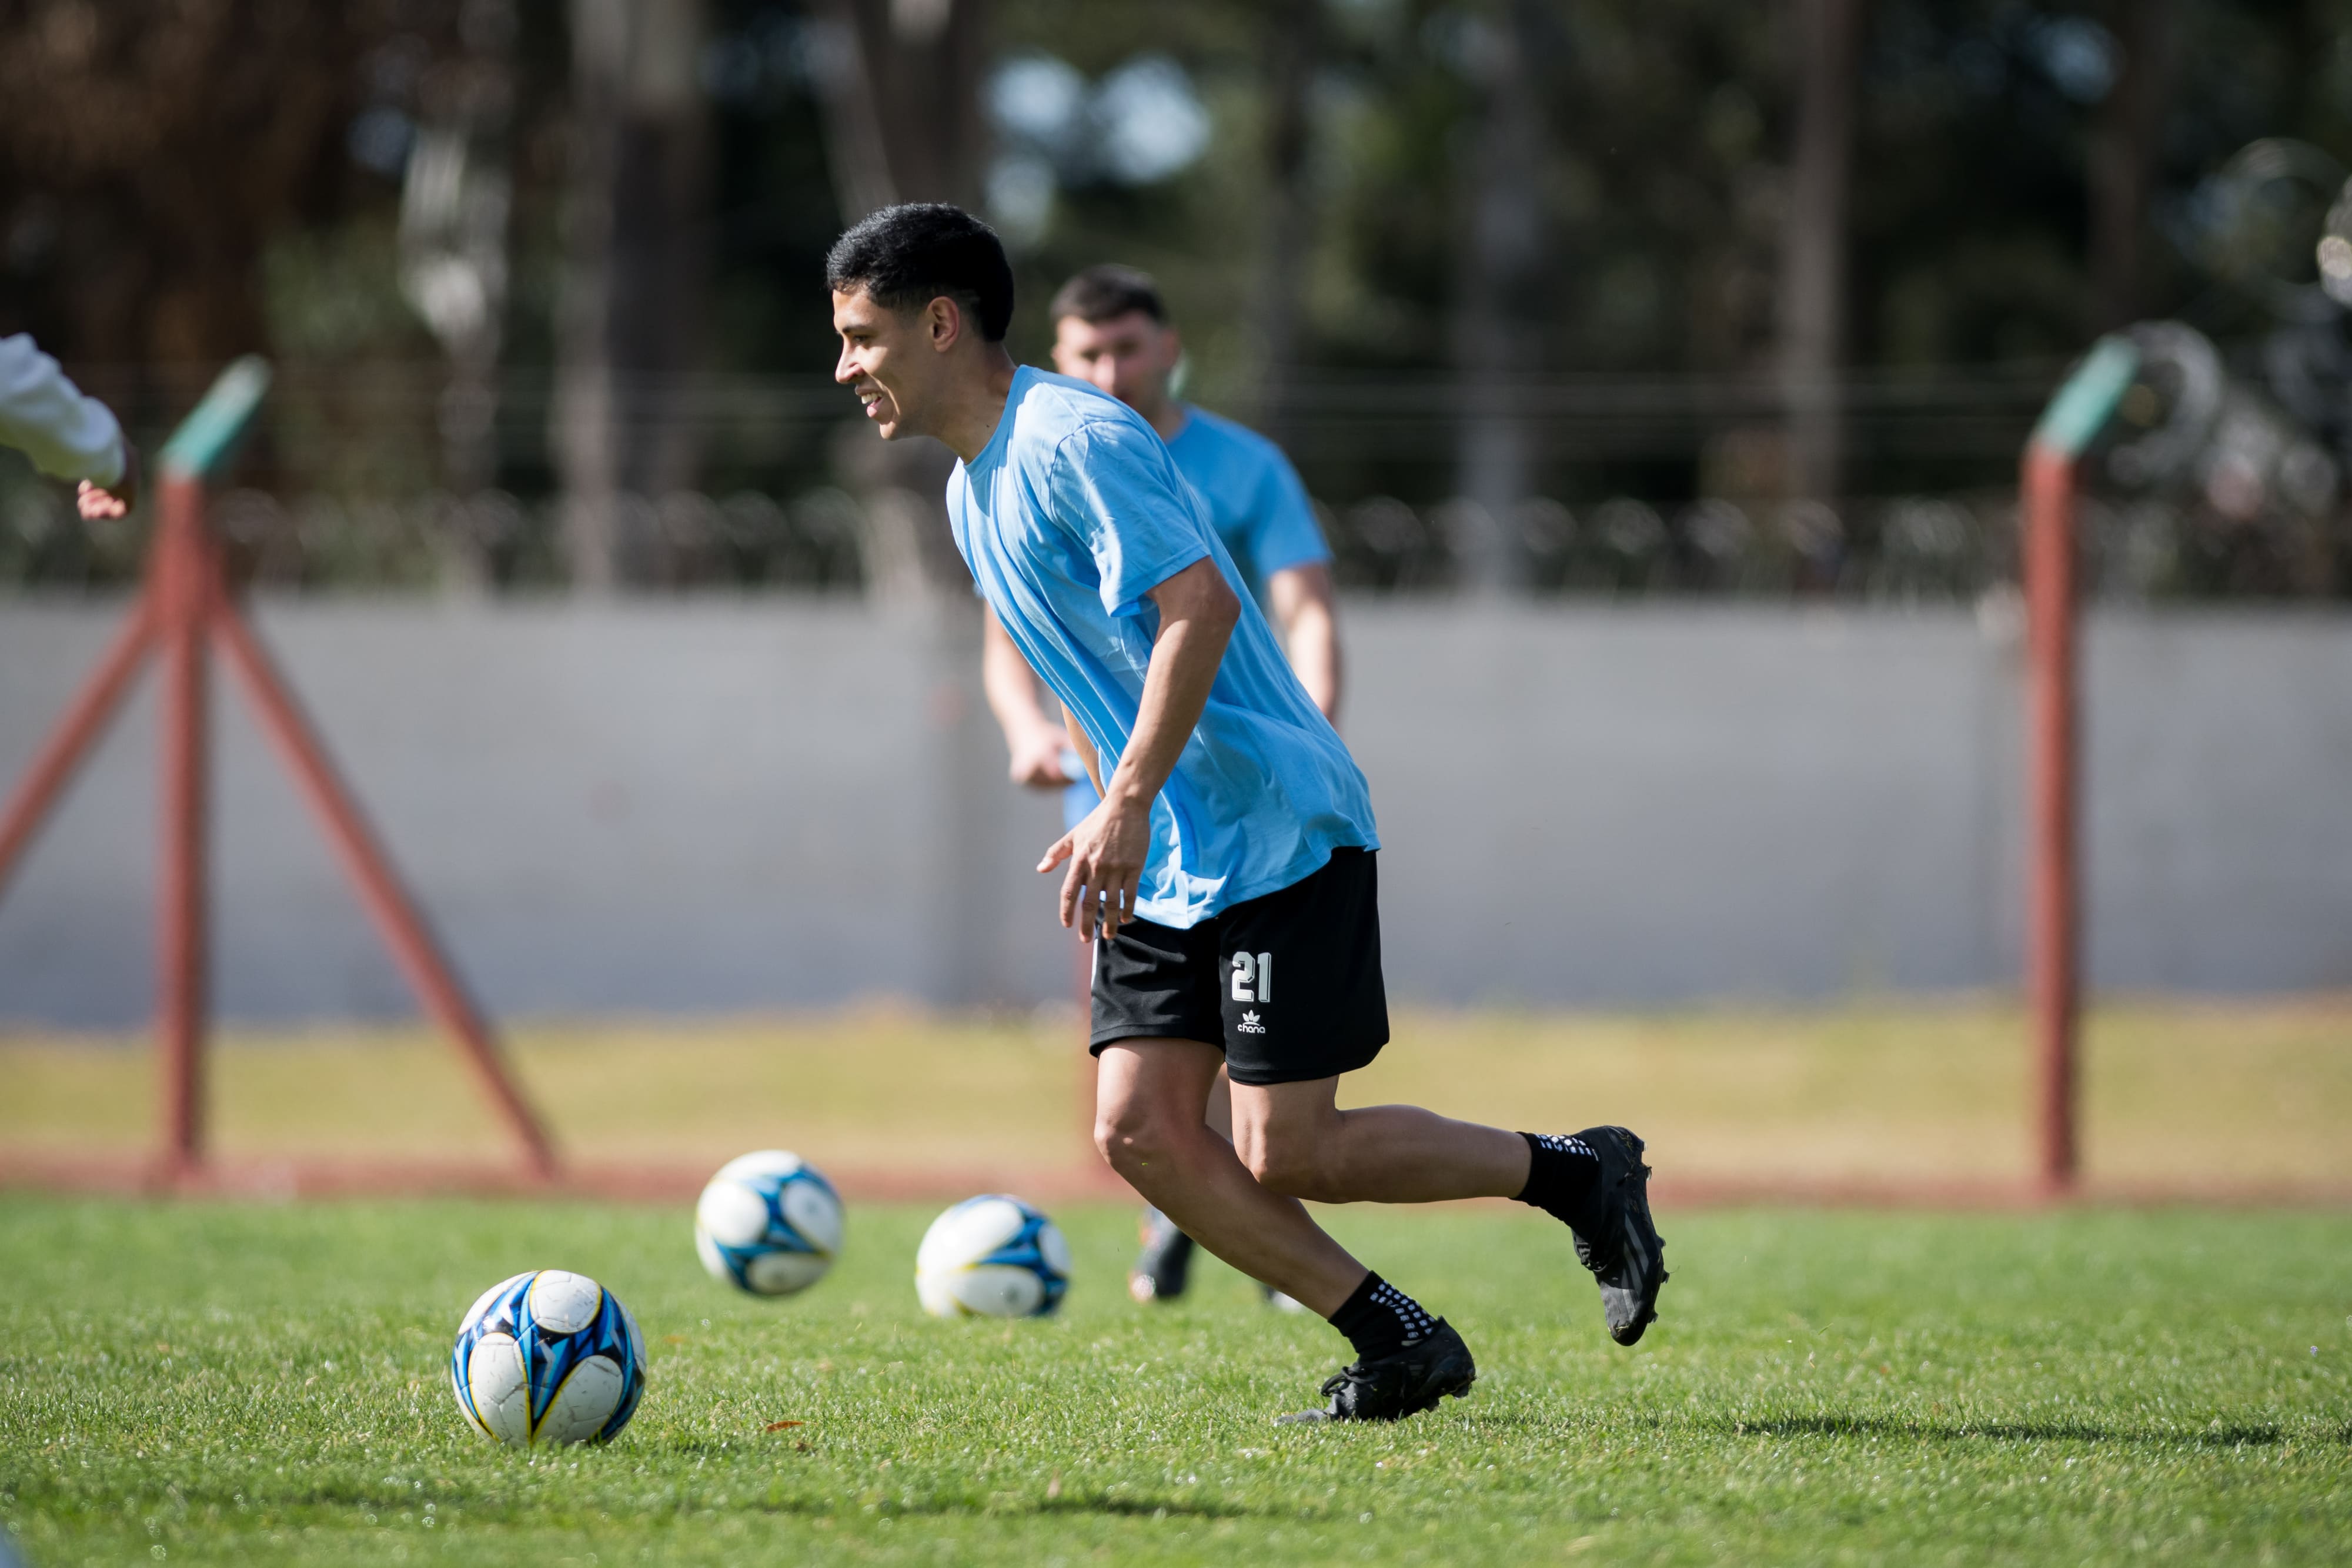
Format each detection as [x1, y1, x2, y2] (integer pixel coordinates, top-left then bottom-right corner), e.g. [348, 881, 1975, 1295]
[3, 597, 2348, 1026]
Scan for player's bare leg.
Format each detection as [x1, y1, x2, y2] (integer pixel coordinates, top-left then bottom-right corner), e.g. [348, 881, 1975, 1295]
[1229, 1078, 1530, 1203]
[1130, 1065, 1236, 1302]
[1097, 1039, 1480, 1421]
[1096, 1040, 1367, 1313]
[1232, 1075, 1668, 1346]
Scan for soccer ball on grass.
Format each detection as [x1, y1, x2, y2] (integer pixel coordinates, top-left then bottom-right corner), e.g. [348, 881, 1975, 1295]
[916, 1195, 1071, 1319]
[450, 1269, 646, 1447]
[694, 1150, 844, 1296]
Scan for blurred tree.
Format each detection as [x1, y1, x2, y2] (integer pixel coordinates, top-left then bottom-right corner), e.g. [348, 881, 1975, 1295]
[1254, 0, 1325, 452]
[801, 0, 995, 601]
[0, 0, 375, 366]
[985, 2, 1288, 386]
[10, 0, 2352, 601]
[401, 0, 524, 587]
[1779, 0, 1867, 509]
[808, 0, 992, 215]
[2087, 0, 2177, 331]
[1451, 0, 1552, 590]
[552, 0, 714, 587]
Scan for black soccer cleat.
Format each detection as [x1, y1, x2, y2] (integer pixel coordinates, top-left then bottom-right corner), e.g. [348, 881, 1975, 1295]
[1128, 1206, 1197, 1303]
[1569, 1125, 1668, 1346]
[1275, 1320, 1478, 1423]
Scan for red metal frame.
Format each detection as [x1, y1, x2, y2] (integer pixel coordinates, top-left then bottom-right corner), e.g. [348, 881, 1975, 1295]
[0, 468, 556, 1182]
[2022, 446, 2079, 1195]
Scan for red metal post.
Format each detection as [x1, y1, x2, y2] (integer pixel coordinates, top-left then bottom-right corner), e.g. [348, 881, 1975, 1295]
[209, 601, 558, 1175]
[155, 473, 214, 1179]
[0, 593, 157, 901]
[2022, 446, 2079, 1195]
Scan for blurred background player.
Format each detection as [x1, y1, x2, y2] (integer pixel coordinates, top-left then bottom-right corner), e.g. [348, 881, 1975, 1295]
[0, 334, 138, 521]
[977, 265, 1342, 1308]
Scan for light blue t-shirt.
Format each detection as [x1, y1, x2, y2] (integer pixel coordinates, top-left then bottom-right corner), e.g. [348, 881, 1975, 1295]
[946, 367, 1377, 928]
[1164, 406, 1332, 613]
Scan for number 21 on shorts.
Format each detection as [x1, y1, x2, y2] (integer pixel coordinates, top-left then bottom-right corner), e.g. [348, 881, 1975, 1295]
[1230, 951, 1273, 1003]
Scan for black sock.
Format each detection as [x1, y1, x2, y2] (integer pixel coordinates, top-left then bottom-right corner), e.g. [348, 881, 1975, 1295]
[1327, 1271, 1437, 1362]
[1516, 1131, 1603, 1235]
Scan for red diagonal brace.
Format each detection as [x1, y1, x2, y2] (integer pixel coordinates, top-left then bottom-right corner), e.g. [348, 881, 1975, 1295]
[208, 597, 557, 1176]
[0, 590, 157, 902]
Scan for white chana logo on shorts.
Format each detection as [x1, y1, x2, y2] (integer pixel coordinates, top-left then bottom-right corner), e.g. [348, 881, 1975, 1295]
[1237, 1009, 1267, 1034]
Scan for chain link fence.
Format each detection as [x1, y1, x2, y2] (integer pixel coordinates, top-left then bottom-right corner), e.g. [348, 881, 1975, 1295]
[6, 362, 2350, 600]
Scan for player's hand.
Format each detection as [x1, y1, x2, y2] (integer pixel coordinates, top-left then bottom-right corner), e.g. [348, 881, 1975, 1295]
[1038, 791, 1151, 941]
[76, 439, 137, 520]
[1007, 723, 1074, 790]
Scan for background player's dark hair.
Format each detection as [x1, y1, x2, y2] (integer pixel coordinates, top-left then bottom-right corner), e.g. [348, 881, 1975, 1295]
[1049, 265, 1169, 327]
[825, 203, 1015, 342]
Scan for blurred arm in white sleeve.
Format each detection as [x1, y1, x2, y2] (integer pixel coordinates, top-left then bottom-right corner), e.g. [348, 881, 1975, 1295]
[0, 335, 126, 486]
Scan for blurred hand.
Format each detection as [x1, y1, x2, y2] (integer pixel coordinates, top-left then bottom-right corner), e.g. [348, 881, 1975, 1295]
[1038, 790, 1151, 941]
[1008, 723, 1074, 790]
[76, 439, 136, 520]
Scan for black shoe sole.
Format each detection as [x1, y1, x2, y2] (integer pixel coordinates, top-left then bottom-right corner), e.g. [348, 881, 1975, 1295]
[1584, 1126, 1668, 1347]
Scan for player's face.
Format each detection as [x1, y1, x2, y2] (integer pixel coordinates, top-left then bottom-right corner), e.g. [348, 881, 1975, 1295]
[1051, 311, 1180, 412]
[833, 286, 937, 440]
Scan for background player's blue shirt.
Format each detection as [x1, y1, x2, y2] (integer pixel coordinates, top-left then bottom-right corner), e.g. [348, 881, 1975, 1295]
[1164, 406, 1332, 613]
[946, 367, 1377, 928]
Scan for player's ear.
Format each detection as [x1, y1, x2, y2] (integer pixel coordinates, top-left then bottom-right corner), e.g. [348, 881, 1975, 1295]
[928, 296, 963, 353]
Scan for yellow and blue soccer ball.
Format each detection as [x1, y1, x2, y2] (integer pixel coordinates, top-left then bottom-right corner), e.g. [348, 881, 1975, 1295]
[694, 1150, 844, 1296]
[449, 1269, 645, 1447]
[916, 1195, 1071, 1318]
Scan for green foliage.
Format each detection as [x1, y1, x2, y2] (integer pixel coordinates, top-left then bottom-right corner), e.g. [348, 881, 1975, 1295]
[3, 1198, 2347, 1564]
[259, 220, 435, 369]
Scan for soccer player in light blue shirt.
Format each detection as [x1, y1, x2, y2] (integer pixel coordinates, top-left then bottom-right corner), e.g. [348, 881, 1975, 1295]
[826, 205, 1666, 1423]
[975, 266, 1345, 1305]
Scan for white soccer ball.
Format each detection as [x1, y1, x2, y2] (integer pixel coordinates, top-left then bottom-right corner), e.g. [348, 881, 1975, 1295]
[915, 1195, 1071, 1319]
[694, 1150, 844, 1296]
[449, 1269, 646, 1448]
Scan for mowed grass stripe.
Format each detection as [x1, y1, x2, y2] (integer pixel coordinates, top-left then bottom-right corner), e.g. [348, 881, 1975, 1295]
[1, 1198, 2347, 1565]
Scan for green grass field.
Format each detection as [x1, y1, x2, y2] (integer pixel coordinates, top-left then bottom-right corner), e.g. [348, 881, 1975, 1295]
[2, 1196, 2347, 1566]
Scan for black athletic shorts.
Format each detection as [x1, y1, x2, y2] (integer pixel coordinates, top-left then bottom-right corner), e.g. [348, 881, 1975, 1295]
[1088, 847, 1388, 1086]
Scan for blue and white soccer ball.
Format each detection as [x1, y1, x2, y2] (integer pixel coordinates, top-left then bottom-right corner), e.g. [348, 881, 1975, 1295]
[915, 1195, 1072, 1319]
[450, 1269, 646, 1448]
[694, 1150, 844, 1296]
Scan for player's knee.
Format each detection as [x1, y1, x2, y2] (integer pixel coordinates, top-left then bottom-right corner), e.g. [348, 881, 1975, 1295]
[1093, 1098, 1186, 1177]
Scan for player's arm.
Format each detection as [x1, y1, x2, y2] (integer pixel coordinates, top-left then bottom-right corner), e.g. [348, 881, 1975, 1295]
[1266, 560, 1342, 723]
[981, 605, 1074, 789]
[1038, 556, 1238, 939]
[0, 335, 135, 517]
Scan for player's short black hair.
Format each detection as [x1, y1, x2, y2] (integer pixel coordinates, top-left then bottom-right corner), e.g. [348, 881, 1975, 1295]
[1049, 264, 1170, 327]
[825, 203, 1015, 342]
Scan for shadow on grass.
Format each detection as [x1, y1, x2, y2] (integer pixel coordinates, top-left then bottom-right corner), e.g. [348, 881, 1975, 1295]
[726, 1493, 1281, 1523]
[110, 1486, 1289, 1526]
[1709, 1413, 2284, 1447]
